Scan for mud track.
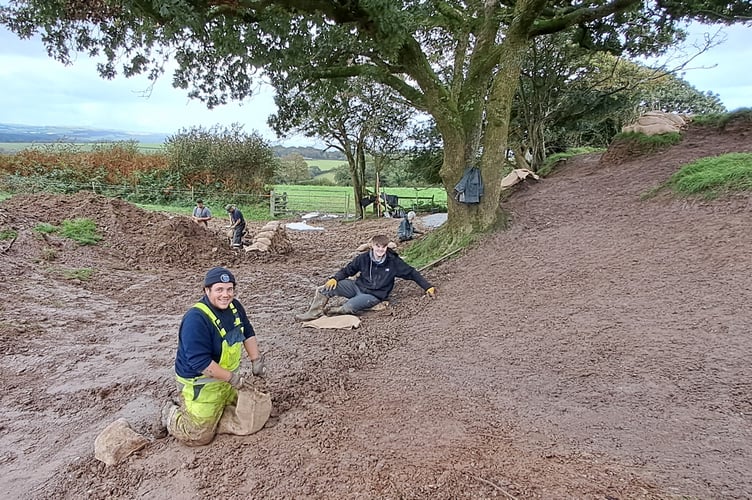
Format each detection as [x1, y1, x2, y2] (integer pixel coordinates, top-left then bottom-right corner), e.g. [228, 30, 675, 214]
[1, 119, 751, 499]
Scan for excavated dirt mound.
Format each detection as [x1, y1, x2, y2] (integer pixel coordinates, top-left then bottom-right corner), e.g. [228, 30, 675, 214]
[1, 118, 752, 499]
[0, 192, 246, 271]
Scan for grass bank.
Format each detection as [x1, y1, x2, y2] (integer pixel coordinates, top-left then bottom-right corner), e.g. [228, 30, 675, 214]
[668, 152, 752, 198]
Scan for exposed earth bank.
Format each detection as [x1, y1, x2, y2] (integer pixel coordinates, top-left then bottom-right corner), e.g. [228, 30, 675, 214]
[1, 118, 751, 499]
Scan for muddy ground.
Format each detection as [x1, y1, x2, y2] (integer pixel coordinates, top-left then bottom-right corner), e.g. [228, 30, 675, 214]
[1, 118, 751, 499]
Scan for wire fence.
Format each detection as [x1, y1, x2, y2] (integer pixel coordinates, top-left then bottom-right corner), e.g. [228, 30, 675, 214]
[270, 189, 444, 218]
[1, 175, 447, 219]
[270, 189, 364, 217]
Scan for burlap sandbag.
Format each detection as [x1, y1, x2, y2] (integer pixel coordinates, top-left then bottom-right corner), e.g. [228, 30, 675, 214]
[501, 168, 540, 189]
[255, 231, 275, 240]
[302, 315, 361, 329]
[94, 418, 149, 465]
[217, 386, 272, 436]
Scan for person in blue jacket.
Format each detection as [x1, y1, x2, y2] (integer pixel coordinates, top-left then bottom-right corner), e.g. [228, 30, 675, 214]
[397, 211, 423, 242]
[159, 266, 267, 446]
[294, 234, 436, 320]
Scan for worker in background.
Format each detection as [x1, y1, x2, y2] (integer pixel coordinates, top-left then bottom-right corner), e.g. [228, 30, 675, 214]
[397, 211, 423, 242]
[191, 199, 212, 227]
[225, 204, 246, 248]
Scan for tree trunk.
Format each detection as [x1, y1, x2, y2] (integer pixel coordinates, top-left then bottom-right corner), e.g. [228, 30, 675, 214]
[345, 148, 365, 219]
[440, 60, 528, 235]
[526, 117, 546, 172]
[438, 2, 539, 237]
[356, 145, 369, 216]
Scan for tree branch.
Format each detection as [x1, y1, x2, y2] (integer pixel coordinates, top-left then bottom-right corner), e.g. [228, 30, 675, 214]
[530, 0, 641, 37]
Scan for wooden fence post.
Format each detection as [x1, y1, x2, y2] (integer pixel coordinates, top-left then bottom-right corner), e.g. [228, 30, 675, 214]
[270, 190, 275, 217]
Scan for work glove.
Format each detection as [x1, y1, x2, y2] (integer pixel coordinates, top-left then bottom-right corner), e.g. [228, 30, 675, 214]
[324, 278, 337, 290]
[251, 353, 267, 377]
[228, 372, 245, 389]
[425, 287, 436, 298]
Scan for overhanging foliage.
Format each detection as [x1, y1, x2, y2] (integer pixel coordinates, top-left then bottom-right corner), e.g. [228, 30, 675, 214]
[2, 0, 750, 234]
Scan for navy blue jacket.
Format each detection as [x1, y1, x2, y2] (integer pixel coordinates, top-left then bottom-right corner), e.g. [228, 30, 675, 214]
[174, 296, 255, 378]
[333, 249, 432, 300]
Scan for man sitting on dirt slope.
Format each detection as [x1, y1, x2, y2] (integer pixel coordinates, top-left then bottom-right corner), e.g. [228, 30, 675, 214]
[159, 266, 268, 446]
[294, 234, 436, 321]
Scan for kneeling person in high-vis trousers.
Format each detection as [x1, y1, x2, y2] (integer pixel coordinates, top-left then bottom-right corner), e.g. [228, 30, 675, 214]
[161, 266, 268, 446]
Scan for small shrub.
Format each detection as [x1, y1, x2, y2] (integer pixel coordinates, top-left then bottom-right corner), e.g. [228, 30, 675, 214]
[34, 223, 59, 234]
[0, 229, 17, 240]
[62, 268, 94, 280]
[59, 218, 102, 245]
[40, 247, 58, 261]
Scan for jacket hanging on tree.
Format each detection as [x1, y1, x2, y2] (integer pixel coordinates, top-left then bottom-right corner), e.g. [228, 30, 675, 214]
[454, 166, 484, 204]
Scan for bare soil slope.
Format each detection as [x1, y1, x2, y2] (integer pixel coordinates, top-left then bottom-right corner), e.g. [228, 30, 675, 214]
[1, 118, 751, 499]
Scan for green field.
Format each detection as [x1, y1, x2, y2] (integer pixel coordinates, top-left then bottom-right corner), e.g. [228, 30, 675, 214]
[273, 184, 446, 201]
[304, 159, 346, 183]
[304, 159, 348, 170]
[271, 184, 446, 215]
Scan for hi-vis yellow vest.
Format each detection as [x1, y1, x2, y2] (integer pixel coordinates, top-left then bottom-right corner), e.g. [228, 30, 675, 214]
[192, 301, 245, 373]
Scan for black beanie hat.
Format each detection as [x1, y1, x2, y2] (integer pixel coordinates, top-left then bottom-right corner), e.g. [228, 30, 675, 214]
[204, 267, 236, 287]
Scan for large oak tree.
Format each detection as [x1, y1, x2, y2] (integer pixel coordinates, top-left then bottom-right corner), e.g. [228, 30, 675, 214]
[2, 0, 750, 240]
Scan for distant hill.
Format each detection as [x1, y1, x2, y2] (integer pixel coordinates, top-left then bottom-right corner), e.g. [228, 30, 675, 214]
[0, 123, 167, 144]
[0, 123, 346, 160]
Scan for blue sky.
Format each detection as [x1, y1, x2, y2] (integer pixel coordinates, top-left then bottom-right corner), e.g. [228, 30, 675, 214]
[0, 22, 749, 143]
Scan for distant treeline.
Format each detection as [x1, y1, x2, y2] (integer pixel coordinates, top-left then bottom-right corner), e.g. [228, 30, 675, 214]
[273, 145, 344, 161]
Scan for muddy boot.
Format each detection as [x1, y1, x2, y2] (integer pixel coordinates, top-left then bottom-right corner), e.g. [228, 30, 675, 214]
[154, 400, 178, 439]
[294, 289, 329, 321]
[325, 305, 349, 316]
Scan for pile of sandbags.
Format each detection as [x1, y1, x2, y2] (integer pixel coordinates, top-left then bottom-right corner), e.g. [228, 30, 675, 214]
[622, 111, 689, 136]
[244, 220, 292, 253]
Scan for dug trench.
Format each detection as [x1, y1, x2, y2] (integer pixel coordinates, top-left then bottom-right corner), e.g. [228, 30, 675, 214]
[1, 117, 751, 498]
